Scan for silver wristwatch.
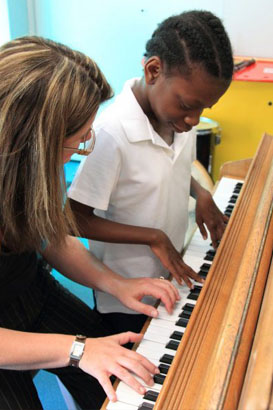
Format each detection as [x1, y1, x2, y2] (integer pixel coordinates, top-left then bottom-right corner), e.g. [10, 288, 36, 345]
[69, 335, 86, 367]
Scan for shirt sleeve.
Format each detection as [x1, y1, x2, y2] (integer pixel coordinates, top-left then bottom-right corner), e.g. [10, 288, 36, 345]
[68, 128, 122, 211]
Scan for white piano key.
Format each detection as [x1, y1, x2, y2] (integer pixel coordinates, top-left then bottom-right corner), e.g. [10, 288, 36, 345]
[115, 382, 159, 408]
[148, 318, 186, 336]
[134, 376, 162, 393]
[156, 297, 195, 318]
[136, 339, 175, 360]
[183, 254, 212, 270]
[144, 326, 177, 344]
[186, 243, 212, 254]
[157, 305, 184, 321]
[107, 400, 138, 410]
[115, 383, 145, 406]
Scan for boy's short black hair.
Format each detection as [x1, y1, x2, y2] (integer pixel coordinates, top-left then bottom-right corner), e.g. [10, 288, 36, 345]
[144, 10, 233, 81]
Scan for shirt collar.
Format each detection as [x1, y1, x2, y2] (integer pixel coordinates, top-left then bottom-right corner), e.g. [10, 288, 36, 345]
[117, 78, 171, 148]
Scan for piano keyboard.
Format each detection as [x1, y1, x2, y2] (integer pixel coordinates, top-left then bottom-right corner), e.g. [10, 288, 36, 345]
[105, 177, 244, 410]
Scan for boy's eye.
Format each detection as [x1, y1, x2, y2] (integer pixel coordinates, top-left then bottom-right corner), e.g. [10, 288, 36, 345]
[180, 103, 191, 111]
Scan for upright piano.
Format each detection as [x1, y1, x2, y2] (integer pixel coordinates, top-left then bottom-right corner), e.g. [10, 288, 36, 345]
[103, 133, 273, 410]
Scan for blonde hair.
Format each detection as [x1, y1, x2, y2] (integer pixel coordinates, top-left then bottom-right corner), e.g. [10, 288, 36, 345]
[0, 36, 113, 252]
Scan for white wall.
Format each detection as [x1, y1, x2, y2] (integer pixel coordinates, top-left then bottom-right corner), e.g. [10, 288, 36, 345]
[223, 0, 273, 58]
[0, 0, 10, 45]
[6, 0, 272, 94]
[27, 0, 273, 95]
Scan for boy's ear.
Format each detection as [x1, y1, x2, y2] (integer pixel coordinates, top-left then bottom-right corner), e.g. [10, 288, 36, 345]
[144, 56, 163, 84]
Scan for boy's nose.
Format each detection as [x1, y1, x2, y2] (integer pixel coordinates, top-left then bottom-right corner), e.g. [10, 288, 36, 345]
[184, 109, 203, 127]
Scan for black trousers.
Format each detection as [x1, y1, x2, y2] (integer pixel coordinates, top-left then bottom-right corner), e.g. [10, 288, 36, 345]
[0, 264, 111, 410]
[91, 302, 147, 352]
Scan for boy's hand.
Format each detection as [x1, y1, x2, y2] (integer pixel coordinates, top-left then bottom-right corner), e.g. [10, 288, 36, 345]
[195, 188, 228, 248]
[150, 231, 204, 287]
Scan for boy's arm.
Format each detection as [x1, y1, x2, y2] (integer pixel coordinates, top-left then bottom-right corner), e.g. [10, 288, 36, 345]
[70, 198, 160, 244]
[69, 198, 203, 287]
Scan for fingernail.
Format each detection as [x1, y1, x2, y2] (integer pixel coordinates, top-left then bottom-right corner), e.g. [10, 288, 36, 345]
[151, 310, 158, 317]
[140, 386, 146, 395]
[154, 367, 160, 374]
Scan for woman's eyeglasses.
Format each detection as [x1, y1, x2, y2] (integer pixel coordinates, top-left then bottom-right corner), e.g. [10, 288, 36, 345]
[63, 128, 96, 156]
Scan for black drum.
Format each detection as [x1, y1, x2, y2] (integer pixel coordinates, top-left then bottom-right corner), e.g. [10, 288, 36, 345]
[196, 117, 221, 174]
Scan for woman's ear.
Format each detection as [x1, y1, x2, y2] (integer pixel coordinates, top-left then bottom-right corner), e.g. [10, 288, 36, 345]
[144, 56, 163, 84]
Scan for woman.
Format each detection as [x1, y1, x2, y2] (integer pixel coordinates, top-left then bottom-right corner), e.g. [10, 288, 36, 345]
[0, 36, 179, 409]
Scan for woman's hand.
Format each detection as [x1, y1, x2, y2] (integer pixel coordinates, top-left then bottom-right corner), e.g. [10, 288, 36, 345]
[195, 188, 228, 248]
[113, 276, 180, 317]
[80, 332, 159, 402]
[150, 231, 204, 288]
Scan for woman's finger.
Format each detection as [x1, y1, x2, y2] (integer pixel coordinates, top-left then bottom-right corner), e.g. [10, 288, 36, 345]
[110, 363, 147, 396]
[155, 277, 180, 303]
[118, 356, 155, 387]
[97, 372, 117, 402]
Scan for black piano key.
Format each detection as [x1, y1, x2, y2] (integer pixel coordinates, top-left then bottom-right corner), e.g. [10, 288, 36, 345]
[211, 239, 221, 246]
[226, 205, 234, 211]
[160, 353, 174, 365]
[154, 373, 166, 385]
[179, 310, 191, 319]
[225, 211, 232, 217]
[170, 330, 183, 341]
[143, 390, 159, 402]
[138, 402, 154, 410]
[230, 194, 238, 200]
[206, 249, 216, 257]
[199, 270, 208, 279]
[188, 287, 202, 297]
[166, 339, 180, 351]
[225, 209, 233, 215]
[228, 198, 237, 204]
[183, 302, 195, 312]
[204, 253, 214, 261]
[200, 263, 211, 272]
[235, 182, 243, 188]
[158, 363, 170, 375]
[176, 317, 189, 327]
[187, 292, 199, 301]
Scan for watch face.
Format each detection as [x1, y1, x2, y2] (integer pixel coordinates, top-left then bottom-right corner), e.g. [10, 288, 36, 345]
[70, 336, 86, 366]
[73, 343, 83, 356]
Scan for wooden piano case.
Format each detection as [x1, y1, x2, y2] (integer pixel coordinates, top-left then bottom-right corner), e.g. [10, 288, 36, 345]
[155, 133, 273, 410]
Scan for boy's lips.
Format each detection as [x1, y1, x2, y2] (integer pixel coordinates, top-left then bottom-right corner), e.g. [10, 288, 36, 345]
[171, 122, 192, 133]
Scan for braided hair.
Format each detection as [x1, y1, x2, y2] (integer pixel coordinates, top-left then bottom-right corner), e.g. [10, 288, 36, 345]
[144, 10, 233, 81]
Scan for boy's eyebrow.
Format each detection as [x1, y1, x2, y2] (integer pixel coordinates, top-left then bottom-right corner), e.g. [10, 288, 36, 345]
[179, 95, 204, 109]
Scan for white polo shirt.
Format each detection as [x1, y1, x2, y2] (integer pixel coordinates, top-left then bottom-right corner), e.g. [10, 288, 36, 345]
[69, 78, 196, 314]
